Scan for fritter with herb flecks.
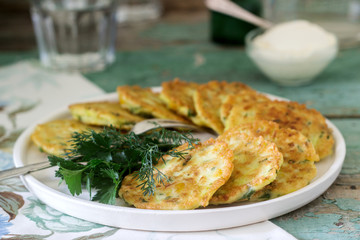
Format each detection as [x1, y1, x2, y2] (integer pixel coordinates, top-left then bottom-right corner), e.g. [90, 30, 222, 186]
[117, 85, 188, 122]
[69, 101, 144, 130]
[31, 119, 98, 157]
[160, 78, 200, 122]
[220, 92, 270, 125]
[119, 138, 234, 210]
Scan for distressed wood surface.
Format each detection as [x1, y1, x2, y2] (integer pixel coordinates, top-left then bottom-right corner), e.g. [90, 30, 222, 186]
[1, 11, 359, 240]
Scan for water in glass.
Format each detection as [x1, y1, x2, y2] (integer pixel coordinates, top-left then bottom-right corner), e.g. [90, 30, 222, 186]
[30, 0, 117, 72]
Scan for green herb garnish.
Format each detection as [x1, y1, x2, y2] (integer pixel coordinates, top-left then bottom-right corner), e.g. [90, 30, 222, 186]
[48, 127, 199, 205]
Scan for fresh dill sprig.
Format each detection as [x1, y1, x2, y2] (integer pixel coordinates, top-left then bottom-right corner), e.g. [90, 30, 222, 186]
[48, 126, 199, 205]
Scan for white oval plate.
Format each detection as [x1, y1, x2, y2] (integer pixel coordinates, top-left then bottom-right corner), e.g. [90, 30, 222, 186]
[13, 92, 346, 232]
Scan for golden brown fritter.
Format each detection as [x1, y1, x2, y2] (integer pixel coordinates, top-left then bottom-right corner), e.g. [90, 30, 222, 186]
[117, 85, 188, 122]
[69, 101, 144, 130]
[210, 131, 283, 205]
[224, 120, 318, 200]
[160, 78, 199, 121]
[220, 92, 270, 124]
[119, 139, 234, 210]
[224, 100, 334, 159]
[193, 81, 255, 134]
[31, 119, 97, 157]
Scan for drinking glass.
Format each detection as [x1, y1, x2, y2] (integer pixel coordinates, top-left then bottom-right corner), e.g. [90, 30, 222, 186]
[30, 0, 118, 72]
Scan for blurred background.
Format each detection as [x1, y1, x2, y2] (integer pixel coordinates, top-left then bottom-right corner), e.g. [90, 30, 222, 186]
[0, 0, 208, 51]
[2, 0, 359, 52]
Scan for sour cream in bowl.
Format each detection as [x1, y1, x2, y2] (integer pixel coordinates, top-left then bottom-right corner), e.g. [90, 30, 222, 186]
[246, 20, 338, 86]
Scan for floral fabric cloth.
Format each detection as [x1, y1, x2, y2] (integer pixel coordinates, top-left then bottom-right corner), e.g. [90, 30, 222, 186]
[0, 61, 297, 240]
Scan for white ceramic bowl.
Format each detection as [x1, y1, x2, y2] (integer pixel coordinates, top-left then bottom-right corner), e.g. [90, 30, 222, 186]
[245, 28, 338, 86]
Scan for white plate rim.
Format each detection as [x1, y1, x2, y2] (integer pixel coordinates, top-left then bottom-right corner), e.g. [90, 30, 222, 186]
[13, 91, 346, 232]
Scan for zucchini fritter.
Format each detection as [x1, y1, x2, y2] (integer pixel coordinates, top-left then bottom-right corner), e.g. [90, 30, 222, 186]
[31, 119, 97, 157]
[160, 78, 199, 121]
[224, 100, 334, 159]
[193, 81, 254, 134]
[220, 92, 269, 124]
[117, 85, 188, 122]
[69, 101, 144, 130]
[119, 139, 234, 210]
[210, 131, 283, 205]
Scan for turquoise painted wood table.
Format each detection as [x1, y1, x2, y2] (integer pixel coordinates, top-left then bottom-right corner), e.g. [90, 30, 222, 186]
[0, 15, 359, 239]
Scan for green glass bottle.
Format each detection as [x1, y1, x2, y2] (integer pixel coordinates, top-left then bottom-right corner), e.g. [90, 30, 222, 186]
[210, 0, 260, 45]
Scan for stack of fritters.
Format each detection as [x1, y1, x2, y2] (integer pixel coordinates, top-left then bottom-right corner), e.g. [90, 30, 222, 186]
[224, 100, 334, 159]
[210, 130, 283, 205]
[219, 120, 319, 202]
[31, 78, 335, 210]
[159, 79, 333, 160]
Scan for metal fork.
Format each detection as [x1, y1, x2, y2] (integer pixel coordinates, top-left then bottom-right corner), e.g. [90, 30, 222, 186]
[0, 119, 216, 181]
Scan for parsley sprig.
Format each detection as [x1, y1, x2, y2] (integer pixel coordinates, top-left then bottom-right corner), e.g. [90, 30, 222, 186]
[48, 127, 199, 205]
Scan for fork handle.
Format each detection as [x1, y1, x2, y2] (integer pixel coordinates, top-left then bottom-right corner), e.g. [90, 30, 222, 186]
[0, 161, 51, 181]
